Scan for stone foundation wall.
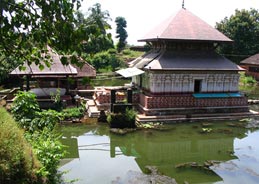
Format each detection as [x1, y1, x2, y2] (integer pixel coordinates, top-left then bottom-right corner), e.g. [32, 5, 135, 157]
[139, 93, 248, 109]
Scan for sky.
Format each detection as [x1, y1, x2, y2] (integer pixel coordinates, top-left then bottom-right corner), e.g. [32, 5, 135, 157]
[80, 0, 259, 45]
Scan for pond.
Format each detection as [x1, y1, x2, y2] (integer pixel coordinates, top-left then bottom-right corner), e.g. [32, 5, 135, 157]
[58, 119, 259, 184]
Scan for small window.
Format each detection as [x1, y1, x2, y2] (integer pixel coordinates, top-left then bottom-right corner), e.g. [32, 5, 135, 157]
[194, 80, 202, 93]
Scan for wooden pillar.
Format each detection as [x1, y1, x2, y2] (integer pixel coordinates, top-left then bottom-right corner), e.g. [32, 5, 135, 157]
[26, 75, 31, 91]
[66, 75, 70, 94]
[20, 77, 24, 91]
[110, 89, 116, 112]
[127, 89, 132, 103]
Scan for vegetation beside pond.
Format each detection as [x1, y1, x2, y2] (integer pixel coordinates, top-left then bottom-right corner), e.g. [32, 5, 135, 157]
[1, 91, 87, 183]
[0, 108, 41, 184]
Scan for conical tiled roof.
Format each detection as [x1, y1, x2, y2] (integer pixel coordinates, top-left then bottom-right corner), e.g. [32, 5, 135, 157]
[139, 8, 232, 43]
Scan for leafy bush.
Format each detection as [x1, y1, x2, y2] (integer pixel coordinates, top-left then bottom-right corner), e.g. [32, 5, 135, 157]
[239, 72, 256, 86]
[0, 108, 42, 184]
[25, 129, 66, 183]
[30, 110, 63, 132]
[125, 108, 137, 122]
[11, 91, 40, 122]
[89, 50, 125, 72]
[107, 108, 136, 128]
[11, 91, 62, 132]
[10, 91, 66, 183]
[61, 106, 85, 120]
[50, 88, 63, 112]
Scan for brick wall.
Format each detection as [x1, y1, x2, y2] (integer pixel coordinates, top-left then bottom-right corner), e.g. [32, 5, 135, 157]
[139, 93, 248, 109]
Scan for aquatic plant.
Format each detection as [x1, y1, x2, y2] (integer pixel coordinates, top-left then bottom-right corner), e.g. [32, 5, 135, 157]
[200, 128, 213, 133]
[175, 160, 221, 173]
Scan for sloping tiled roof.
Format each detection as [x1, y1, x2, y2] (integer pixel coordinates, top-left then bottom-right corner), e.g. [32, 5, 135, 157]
[10, 47, 96, 78]
[71, 58, 96, 78]
[11, 47, 77, 76]
[11, 61, 78, 76]
[240, 53, 259, 65]
[132, 50, 243, 71]
[139, 8, 232, 43]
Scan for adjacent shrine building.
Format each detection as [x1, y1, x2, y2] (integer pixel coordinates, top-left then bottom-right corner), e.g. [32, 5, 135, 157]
[130, 8, 249, 116]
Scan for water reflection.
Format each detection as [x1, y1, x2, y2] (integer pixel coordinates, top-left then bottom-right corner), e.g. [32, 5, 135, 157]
[109, 126, 240, 184]
[59, 122, 259, 184]
[212, 130, 259, 184]
[60, 129, 141, 184]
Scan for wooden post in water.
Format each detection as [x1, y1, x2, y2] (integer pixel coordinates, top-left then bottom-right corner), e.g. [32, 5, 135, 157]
[110, 89, 116, 112]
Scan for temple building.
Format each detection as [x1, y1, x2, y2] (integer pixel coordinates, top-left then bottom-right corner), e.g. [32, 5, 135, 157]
[129, 8, 250, 118]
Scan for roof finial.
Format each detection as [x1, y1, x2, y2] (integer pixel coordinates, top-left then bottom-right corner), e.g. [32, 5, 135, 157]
[182, 0, 185, 9]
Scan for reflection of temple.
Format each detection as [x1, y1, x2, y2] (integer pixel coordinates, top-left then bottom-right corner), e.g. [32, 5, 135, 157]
[110, 130, 238, 183]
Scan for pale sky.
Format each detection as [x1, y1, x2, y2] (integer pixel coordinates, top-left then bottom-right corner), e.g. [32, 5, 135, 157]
[80, 0, 259, 45]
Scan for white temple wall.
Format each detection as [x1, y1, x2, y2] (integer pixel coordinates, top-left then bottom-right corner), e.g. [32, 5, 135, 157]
[141, 72, 239, 93]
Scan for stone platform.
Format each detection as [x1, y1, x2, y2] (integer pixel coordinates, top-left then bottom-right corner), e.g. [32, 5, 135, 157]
[136, 110, 259, 123]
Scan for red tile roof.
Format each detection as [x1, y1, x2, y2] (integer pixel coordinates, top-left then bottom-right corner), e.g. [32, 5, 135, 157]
[139, 9, 232, 43]
[240, 53, 259, 65]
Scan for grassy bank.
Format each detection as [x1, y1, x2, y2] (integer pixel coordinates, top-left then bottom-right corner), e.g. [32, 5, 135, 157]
[0, 108, 41, 184]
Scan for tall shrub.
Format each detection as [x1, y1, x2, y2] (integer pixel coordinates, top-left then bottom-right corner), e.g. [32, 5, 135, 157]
[25, 129, 66, 183]
[0, 108, 42, 184]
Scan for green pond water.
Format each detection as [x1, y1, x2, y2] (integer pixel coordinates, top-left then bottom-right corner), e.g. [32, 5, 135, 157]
[58, 119, 259, 184]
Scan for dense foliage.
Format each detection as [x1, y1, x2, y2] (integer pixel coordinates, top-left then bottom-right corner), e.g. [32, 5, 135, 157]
[89, 49, 126, 72]
[1, 0, 82, 65]
[107, 108, 137, 128]
[10, 91, 67, 183]
[239, 72, 257, 86]
[80, 3, 114, 54]
[115, 16, 128, 52]
[0, 1, 125, 85]
[11, 91, 61, 132]
[0, 108, 41, 184]
[11, 91, 40, 122]
[216, 8, 259, 63]
[61, 106, 85, 119]
[25, 129, 65, 183]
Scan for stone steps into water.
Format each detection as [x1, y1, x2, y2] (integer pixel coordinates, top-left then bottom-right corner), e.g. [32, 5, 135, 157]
[85, 100, 100, 118]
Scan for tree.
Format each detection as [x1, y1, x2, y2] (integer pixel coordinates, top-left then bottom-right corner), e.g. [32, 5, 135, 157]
[89, 49, 125, 72]
[86, 3, 111, 35]
[115, 16, 128, 52]
[0, 0, 82, 67]
[76, 3, 114, 55]
[216, 8, 259, 63]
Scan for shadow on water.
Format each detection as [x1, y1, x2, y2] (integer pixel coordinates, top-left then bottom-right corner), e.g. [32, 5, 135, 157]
[58, 119, 259, 184]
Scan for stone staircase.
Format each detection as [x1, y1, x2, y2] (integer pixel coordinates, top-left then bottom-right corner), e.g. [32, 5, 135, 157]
[86, 100, 100, 118]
